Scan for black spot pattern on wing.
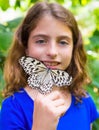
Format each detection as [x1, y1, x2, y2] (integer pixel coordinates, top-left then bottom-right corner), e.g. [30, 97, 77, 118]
[19, 56, 72, 94]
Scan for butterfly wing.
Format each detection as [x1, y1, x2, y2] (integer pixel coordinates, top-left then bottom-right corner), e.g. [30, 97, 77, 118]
[51, 69, 72, 87]
[19, 56, 46, 75]
[28, 70, 53, 94]
[19, 56, 72, 94]
[19, 56, 54, 94]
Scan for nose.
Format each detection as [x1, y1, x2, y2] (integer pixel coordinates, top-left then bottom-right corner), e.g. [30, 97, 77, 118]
[46, 41, 58, 58]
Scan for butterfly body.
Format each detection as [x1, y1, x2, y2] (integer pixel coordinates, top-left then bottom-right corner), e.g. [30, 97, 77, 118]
[19, 56, 72, 94]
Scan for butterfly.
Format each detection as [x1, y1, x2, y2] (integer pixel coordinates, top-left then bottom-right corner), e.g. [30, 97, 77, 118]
[19, 56, 72, 94]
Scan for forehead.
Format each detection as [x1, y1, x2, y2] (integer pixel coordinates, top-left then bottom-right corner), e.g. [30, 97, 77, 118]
[29, 15, 72, 38]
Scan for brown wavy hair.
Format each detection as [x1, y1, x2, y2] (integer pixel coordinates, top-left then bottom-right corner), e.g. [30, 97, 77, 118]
[3, 2, 90, 98]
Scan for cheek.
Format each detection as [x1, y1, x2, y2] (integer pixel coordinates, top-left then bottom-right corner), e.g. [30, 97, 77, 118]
[62, 48, 73, 58]
[62, 49, 73, 65]
[26, 46, 44, 58]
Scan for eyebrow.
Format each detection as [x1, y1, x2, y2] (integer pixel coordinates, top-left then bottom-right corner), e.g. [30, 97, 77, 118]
[32, 34, 72, 42]
[32, 34, 49, 39]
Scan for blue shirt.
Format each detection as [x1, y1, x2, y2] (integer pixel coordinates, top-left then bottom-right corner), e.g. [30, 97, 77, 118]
[0, 88, 99, 130]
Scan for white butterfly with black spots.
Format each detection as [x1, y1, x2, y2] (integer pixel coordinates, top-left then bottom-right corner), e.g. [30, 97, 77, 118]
[19, 56, 72, 94]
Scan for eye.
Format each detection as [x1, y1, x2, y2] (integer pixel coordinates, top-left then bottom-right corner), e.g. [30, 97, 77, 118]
[35, 39, 46, 44]
[59, 40, 69, 45]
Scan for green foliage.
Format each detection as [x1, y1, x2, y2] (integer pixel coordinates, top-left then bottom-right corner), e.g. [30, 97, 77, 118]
[87, 30, 99, 52]
[0, 17, 23, 52]
[92, 118, 99, 130]
[7, 17, 23, 29]
[0, 17, 23, 93]
[71, 0, 91, 6]
[93, 8, 99, 30]
[0, 31, 13, 51]
[0, 0, 9, 10]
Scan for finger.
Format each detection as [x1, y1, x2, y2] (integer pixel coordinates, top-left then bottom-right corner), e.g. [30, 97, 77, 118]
[46, 91, 61, 100]
[55, 105, 67, 117]
[52, 99, 65, 107]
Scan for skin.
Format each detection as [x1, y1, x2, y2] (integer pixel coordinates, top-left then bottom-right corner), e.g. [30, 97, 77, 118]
[26, 15, 73, 70]
[25, 15, 73, 130]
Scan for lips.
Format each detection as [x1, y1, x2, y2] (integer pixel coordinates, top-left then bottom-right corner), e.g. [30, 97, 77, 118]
[43, 61, 60, 69]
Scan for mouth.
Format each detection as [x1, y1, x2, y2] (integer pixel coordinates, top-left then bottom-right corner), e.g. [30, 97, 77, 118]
[43, 61, 60, 69]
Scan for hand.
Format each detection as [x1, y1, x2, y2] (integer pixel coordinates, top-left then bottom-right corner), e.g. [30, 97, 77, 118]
[32, 90, 69, 130]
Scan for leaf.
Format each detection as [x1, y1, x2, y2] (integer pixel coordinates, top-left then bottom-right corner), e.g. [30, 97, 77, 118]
[6, 17, 23, 30]
[30, 0, 39, 3]
[56, 0, 65, 4]
[0, 0, 9, 11]
[92, 118, 99, 130]
[14, 0, 21, 9]
[86, 30, 99, 52]
[0, 51, 5, 70]
[0, 32, 13, 51]
[0, 24, 7, 32]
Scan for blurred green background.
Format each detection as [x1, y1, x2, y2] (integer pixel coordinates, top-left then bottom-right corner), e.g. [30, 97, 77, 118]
[0, 0, 99, 129]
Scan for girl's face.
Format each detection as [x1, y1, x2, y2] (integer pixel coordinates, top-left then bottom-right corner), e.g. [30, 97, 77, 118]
[26, 15, 73, 70]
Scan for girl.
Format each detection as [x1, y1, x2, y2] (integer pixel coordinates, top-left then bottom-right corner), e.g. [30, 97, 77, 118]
[0, 2, 99, 130]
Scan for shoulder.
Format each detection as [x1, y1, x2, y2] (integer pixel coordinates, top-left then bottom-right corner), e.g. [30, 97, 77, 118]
[71, 94, 99, 123]
[81, 94, 99, 122]
[1, 88, 33, 111]
[0, 88, 33, 129]
[82, 94, 97, 108]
